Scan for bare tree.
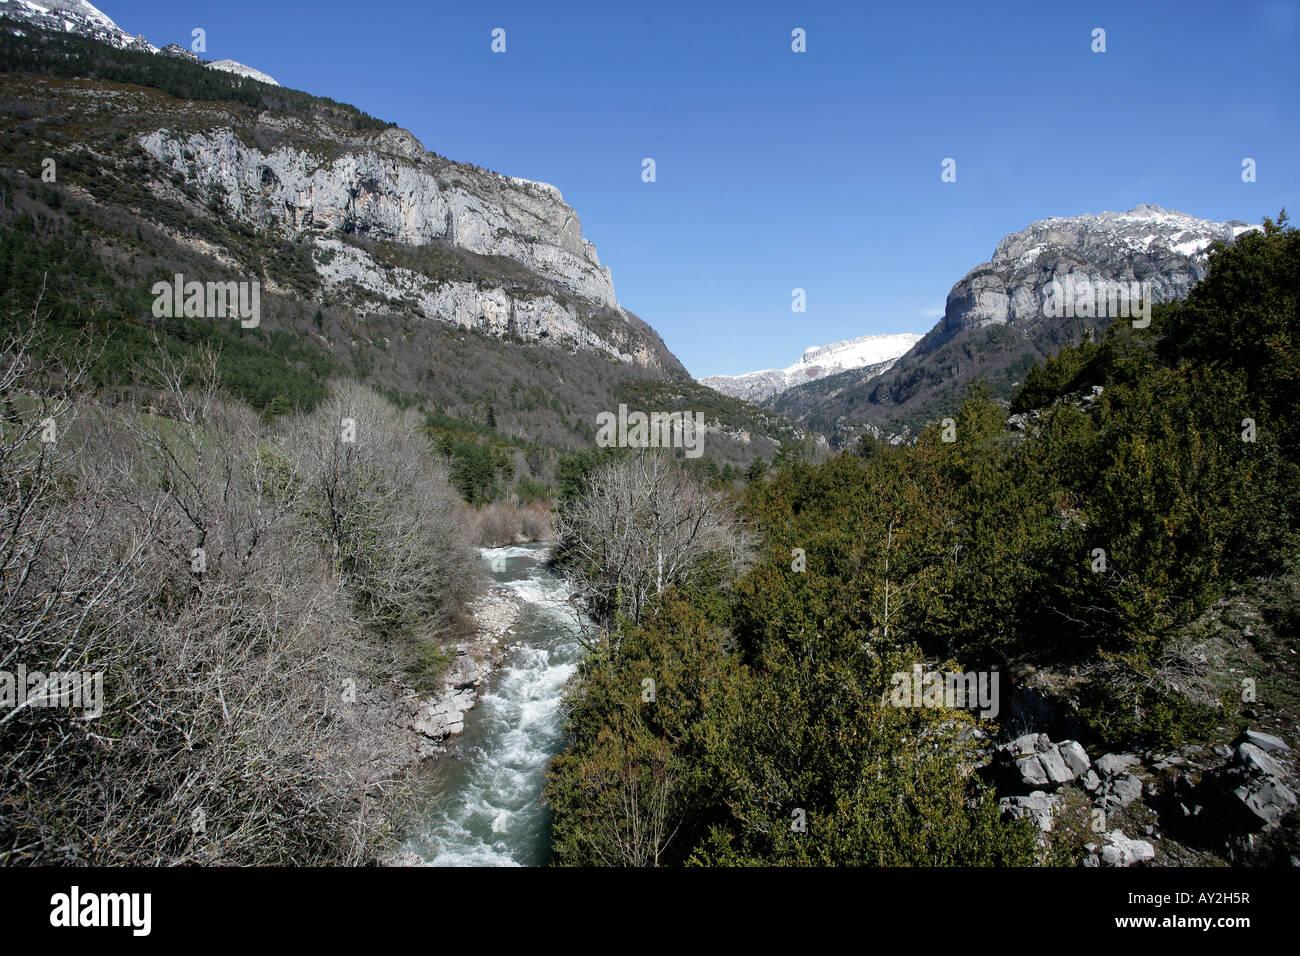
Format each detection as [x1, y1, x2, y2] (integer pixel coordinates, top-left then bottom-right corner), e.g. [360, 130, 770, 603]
[2, 322, 477, 865]
[281, 379, 481, 642]
[555, 452, 752, 631]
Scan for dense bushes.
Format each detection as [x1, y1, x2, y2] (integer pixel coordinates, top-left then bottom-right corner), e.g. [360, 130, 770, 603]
[0, 322, 478, 864]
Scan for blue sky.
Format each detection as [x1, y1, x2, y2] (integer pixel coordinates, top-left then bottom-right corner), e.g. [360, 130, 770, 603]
[106, 0, 1299, 378]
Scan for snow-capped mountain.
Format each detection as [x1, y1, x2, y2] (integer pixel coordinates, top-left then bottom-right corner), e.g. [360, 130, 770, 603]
[931, 203, 1259, 345]
[770, 203, 1262, 445]
[0, 0, 153, 51]
[208, 59, 279, 86]
[700, 332, 922, 404]
[0, 0, 278, 84]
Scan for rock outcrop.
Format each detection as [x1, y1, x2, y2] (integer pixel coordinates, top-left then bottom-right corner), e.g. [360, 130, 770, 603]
[994, 725, 1298, 866]
[337, 586, 523, 793]
[928, 204, 1256, 352]
[139, 126, 618, 308]
[131, 117, 687, 372]
[407, 587, 522, 743]
[1097, 830, 1156, 867]
[995, 732, 1092, 789]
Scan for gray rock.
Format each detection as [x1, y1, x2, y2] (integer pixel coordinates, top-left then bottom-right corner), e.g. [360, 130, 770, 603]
[1241, 729, 1290, 754]
[1236, 742, 1285, 779]
[1099, 774, 1143, 811]
[1039, 746, 1076, 785]
[139, 126, 622, 307]
[1230, 777, 1297, 828]
[1097, 753, 1142, 778]
[1000, 791, 1058, 832]
[1015, 754, 1050, 787]
[1082, 769, 1102, 792]
[1001, 733, 1048, 759]
[1059, 740, 1091, 776]
[1100, 830, 1155, 867]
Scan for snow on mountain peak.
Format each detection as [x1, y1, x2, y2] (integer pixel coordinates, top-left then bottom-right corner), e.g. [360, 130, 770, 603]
[700, 332, 922, 405]
[0, 0, 155, 50]
[0, 1, 287, 78]
[207, 59, 279, 86]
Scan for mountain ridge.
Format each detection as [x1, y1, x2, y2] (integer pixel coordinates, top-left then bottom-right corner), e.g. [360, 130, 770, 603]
[700, 331, 922, 404]
[772, 203, 1261, 445]
[0, 0, 287, 86]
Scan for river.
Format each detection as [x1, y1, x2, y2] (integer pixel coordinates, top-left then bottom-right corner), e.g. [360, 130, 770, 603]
[403, 543, 584, 866]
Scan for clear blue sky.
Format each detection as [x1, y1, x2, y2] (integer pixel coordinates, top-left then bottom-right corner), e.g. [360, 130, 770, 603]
[106, 0, 1299, 378]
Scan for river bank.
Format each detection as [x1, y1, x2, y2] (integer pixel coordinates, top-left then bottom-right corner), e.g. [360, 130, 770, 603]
[350, 583, 526, 805]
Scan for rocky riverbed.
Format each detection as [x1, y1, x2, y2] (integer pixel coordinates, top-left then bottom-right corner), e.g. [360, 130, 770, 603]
[335, 584, 524, 807]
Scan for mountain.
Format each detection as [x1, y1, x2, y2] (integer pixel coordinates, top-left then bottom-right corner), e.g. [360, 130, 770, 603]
[699, 332, 921, 404]
[0, 0, 283, 85]
[0, 0, 151, 49]
[772, 204, 1260, 445]
[0, 14, 816, 479]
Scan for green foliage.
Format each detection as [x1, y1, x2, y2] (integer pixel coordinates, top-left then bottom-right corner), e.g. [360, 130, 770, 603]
[554, 445, 622, 503]
[549, 219, 1300, 861]
[545, 592, 1040, 866]
[436, 434, 497, 504]
[1010, 333, 1102, 413]
[0, 215, 334, 413]
[1076, 661, 1225, 750]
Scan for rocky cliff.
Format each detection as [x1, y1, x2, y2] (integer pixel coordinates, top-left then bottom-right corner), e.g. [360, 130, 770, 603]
[1, 22, 815, 469]
[927, 204, 1257, 353]
[134, 115, 668, 366]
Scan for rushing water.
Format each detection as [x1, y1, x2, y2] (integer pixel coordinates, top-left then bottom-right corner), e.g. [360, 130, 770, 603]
[404, 543, 584, 867]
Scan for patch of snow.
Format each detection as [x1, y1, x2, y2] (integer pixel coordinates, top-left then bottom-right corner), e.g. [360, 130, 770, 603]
[207, 59, 280, 86]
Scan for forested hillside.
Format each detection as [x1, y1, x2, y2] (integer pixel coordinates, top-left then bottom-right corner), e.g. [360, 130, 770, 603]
[547, 215, 1300, 866]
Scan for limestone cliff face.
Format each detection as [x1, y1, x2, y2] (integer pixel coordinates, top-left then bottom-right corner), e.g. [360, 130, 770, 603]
[310, 238, 643, 364]
[134, 116, 684, 371]
[771, 204, 1262, 445]
[139, 124, 616, 306]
